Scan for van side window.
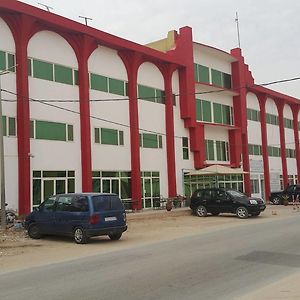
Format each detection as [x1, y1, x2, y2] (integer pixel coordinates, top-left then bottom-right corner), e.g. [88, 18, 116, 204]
[41, 197, 56, 212]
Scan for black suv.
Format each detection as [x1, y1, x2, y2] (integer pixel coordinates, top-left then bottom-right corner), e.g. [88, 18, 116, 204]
[269, 184, 300, 205]
[190, 188, 266, 219]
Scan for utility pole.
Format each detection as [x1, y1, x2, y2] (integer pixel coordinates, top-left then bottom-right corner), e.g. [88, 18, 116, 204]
[79, 16, 93, 26]
[0, 65, 17, 229]
[235, 12, 241, 48]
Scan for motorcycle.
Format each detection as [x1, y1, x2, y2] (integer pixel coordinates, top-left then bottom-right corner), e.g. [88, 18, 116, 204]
[0, 203, 17, 224]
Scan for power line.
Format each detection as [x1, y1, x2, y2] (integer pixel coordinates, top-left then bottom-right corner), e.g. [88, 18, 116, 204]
[1, 75, 299, 103]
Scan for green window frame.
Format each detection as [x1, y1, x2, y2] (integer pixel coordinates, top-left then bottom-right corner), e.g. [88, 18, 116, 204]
[198, 64, 210, 84]
[109, 78, 125, 96]
[182, 137, 189, 160]
[213, 103, 222, 123]
[8, 117, 16, 136]
[67, 124, 73, 141]
[94, 128, 100, 144]
[7, 53, 15, 72]
[90, 73, 108, 92]
[211, 69, 222, 86]
[32, 59, 54, 81]
[205, 140, 215, 160]
[35, 120, 66, 141]
[73, 70, 79, 85]
[2, 116, 7, 136]
[194, 64, 199, 82]
[155, 89, 165, 104]
[222, 73, 232, 89]
[140, 133, 162, 149]
[0, 50, 5, 70]
[138, 85, 156, 102]
[101, 128, 119, 145]
[54, 64, 73, 85]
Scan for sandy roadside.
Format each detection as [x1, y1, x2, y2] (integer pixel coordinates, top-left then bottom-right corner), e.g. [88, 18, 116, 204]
[0, 205, 298, 276]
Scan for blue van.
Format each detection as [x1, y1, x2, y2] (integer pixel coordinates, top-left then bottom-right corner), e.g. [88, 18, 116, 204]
[25, 193, 127, 244]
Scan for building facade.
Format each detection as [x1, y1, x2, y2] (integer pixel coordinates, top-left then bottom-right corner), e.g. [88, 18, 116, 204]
[0, 1, 299, 214]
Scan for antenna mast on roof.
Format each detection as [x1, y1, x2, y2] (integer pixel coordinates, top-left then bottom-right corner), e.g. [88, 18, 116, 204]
[235, 12, 241, 48]
[37, 2, 53, 12]
[79, 16, 93, 26]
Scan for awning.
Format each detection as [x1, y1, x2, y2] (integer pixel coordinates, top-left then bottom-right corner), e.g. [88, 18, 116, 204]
[186, 164, 247, 176]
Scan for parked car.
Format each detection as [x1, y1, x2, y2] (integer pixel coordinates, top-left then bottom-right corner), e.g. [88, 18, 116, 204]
[269, 185, 300, 205]
[25, 193, 127, 244]
[190, 188, 266, 219]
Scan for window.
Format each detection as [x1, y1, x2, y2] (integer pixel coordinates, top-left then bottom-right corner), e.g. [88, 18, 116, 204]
[182, 137, 189, 160]
[90, 73, 108, 92]
[94, 127, 124, 146]
[140, 133, 163, 149]
[197, 64, 210, 83]
[54, 64, 73, 85]
[211, 69, 222, 86]
[216, 140, 229, 161]
[284, 118, 293, 129]
[222, 73, 232, 89]
[7, 53, 15, 72]
[213, 103, 233, 125]
[32, 59, 54, 81]
[0, 50, 5, 70]
[205, 140, 215, 160]
[251, 179, 260, 194]
[138, 85, 156, 102]
[196, 99, 212, 122]
[266, 113, 278, 126]
[109, 78, 125, 96]
[213, 103, 222, 123]
[1, 116, 16, 137]
[247, 108, 260, 122]
[31, 120, 73, 142]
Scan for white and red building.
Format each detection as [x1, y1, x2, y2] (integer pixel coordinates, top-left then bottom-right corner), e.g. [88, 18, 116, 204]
[0, 1, 299, 214]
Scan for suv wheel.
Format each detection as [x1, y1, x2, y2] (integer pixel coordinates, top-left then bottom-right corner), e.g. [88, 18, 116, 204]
[272, 197, 281, 205]
[236, 207, 249, 219]
[74, 227, 88, 244]
[196, 205, 207, 217]
[109, 232, 122, 240]
[28, 223, 42, 239]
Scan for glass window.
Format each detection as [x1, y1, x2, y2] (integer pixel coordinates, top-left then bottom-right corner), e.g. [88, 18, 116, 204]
[211, 69, 222, 86]
[202, 100, 212, 122]
[222, 105, 231, 125]
[73, 70, 79, 85]
[67, 124, 73, 141]
[156, 89, 165, 104]
[95, 128, 100, 143]
[182, 137, 189, 160]
[198, 65, 210, 84]
[2, 116, 7, 136]
[222, 73, 232, 89]
[206, 140, 214, 160]
[7, 53, 15, 72]
[33, 59, 54, 81]
[54, 64, 73, 85]
[8, 117, 16, 136]
[196, 99, 202, 121]
[101, 128, 119, 145]
[41, 196, 56, 212]
[109, 78, 125, 96]
[90, 73, 108, 92]
[35, 120, 66, 141]
[0, 51, 6, 70]
[213, 103, 222, 123]
[138, 85, 156, 102]
[194, 64, 199, 82]
[142, 133, 158, 148]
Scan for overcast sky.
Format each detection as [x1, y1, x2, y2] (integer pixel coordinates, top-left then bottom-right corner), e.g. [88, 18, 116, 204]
[19, 0, 300, 98]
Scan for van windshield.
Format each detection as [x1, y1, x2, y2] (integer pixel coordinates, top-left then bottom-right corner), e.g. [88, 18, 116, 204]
[92, 195, 124, 212]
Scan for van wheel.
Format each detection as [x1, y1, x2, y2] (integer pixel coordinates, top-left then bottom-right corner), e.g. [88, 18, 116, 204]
[109, 232, 122, 240]
[28, 223, 42, 239]
[74, 227, 88, 244]
[196, 205, 207, 217]
[236, 207, 249, 219]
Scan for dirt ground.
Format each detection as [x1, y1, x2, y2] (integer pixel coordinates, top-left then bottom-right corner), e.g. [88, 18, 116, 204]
[0, 205, 298, 275]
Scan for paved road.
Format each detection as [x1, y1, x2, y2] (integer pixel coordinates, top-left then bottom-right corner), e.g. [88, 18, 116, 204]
[1, 215, 300, 300]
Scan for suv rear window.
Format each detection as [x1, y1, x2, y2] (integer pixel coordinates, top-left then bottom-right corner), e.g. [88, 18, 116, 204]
[92, 195, 124, 212]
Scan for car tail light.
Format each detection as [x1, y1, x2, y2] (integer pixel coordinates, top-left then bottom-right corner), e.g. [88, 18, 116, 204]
[89, 214, 100, 225]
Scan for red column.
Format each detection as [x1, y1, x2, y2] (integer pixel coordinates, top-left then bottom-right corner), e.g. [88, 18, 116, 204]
[291, 104, 300, 182]
[2, 14, 34, 215]
[229, 129, 242, 168]
[257, 94, 271, 201]
[230, 48, 251, 196]
[160, 64, 177, 197]
[276, 100, 288, 188]
[72, 35, 97, 192]
[118, 51, 143, 210]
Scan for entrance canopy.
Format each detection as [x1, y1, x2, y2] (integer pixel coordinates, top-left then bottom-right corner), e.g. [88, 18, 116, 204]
[187, 165, 247, 176]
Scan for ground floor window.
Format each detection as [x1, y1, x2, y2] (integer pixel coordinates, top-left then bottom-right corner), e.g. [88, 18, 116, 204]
[184, 174, 243, 197]
[92, 170, 160, 209]
[32, 170, 75, 207]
